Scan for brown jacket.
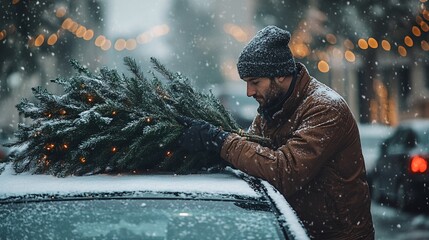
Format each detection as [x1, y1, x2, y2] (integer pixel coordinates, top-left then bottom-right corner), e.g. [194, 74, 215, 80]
[220, 63, 374, 239]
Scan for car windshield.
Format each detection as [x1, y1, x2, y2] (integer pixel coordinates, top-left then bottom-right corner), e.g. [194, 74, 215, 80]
[417, 129, 429, 146]
[0, 198, 285, 240]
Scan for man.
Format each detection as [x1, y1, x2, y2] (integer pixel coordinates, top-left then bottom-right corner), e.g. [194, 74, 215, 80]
[178, 25, 375, 239]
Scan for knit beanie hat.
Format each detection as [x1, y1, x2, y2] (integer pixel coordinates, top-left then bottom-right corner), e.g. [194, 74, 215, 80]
[237, 25, 296, 79]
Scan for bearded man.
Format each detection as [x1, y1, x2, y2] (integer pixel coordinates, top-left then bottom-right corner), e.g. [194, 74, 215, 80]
[178, 25, 375, 240]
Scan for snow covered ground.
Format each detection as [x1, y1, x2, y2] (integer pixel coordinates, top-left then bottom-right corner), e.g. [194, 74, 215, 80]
[371, 201, 429, 239]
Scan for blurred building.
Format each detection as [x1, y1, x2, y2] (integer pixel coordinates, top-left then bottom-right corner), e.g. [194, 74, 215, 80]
[164, 0, 429, 127]
[252, 0, 429, 126]
[1, 0, 428, 135]
[0, 0, 105, 134]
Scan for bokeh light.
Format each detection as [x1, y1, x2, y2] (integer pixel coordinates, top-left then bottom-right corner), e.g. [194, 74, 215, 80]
[34, 34, 45, 47]
[404, 36, 414, 47]
[421, 40, 429, 51]
[326, 34, 337, 44]
[343, 39, 355, 49]
[412, 26, 422, 36]
[56, 7, 67, 18]
[47, 34, 58, 45]
[381, 40, 391, 51]
[358, 39, 369, 49]
[125, 39, 137, 50]
[83, 29, 94, 40]
[114, 39, 126, 51]
[398, 46, 407, 57]
[318, 60, 330, 73]
[368, 38, 378, 48]
[95, 35, 106, 47]
[344, 50, 356, 62]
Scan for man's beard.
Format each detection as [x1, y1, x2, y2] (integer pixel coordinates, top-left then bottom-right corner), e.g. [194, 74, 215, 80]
[258, 80, 288, 109]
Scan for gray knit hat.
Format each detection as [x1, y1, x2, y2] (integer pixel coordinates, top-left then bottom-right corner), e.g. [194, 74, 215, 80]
[237, 26, 296, 78]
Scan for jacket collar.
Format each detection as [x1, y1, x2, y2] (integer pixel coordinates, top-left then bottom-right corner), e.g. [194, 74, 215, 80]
[259, 63, 311, 124]
[257, 70, 298, 121]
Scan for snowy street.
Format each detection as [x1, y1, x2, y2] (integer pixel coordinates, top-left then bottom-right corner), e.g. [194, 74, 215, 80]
[372, 201, 429, 239]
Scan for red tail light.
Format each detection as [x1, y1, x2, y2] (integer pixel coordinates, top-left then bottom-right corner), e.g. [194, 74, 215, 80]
[410, 155, 428, 173]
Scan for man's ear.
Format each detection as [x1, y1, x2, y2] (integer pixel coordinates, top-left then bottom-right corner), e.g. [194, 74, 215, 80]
[274, 76, 286, 84]
[275, 76, 293, 89]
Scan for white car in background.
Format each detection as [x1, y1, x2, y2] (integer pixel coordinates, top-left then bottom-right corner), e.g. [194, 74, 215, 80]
[0, 164, 309, 240]
[358, 123, 394, 174]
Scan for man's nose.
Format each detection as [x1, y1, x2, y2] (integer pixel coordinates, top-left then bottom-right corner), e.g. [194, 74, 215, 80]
[247, 84, 255, 97]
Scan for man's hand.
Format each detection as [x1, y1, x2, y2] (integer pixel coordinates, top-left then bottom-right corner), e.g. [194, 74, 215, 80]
[176, 116, 230, 153]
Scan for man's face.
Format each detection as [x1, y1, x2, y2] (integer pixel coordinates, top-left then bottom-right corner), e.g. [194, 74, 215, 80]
[244, 77, 288, 108]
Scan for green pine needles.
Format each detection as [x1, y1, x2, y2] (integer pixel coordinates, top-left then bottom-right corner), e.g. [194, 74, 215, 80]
[5, 57, 270, 177]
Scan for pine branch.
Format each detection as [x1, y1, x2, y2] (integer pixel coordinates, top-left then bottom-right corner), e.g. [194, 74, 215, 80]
[150, 57, 177, 81]
[5, 57, 271, 176]
[69, 59, 91, 76]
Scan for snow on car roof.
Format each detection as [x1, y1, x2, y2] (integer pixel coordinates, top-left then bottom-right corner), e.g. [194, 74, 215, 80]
[0, 164, 258, 199]
[262, 181, 310, 240]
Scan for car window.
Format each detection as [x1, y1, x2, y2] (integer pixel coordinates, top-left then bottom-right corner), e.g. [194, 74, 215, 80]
[0, 198, 285, 240]
[386, 129, 416, 155]
[417, 128, 429, 145]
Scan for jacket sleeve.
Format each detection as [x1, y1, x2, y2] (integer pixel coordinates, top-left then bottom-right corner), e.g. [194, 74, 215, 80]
[247, 114, 262, 135]
[220, 104, 347, 197]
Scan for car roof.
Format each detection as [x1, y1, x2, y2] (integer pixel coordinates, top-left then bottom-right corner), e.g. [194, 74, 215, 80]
[0, 163, 310, 240]
[398, 119, 429, 132]
[0, 164, 259, 199]
[358, 123, 393, 138]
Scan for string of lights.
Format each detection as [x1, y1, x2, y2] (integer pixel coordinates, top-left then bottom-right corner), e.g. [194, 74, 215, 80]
[1, 0, 428, 72]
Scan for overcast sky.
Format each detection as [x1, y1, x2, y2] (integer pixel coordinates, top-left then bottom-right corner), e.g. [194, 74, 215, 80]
[106, 0, 170, 37]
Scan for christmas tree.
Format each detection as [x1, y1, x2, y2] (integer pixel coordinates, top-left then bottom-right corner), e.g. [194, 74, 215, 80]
[4, 57, 270, 177]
